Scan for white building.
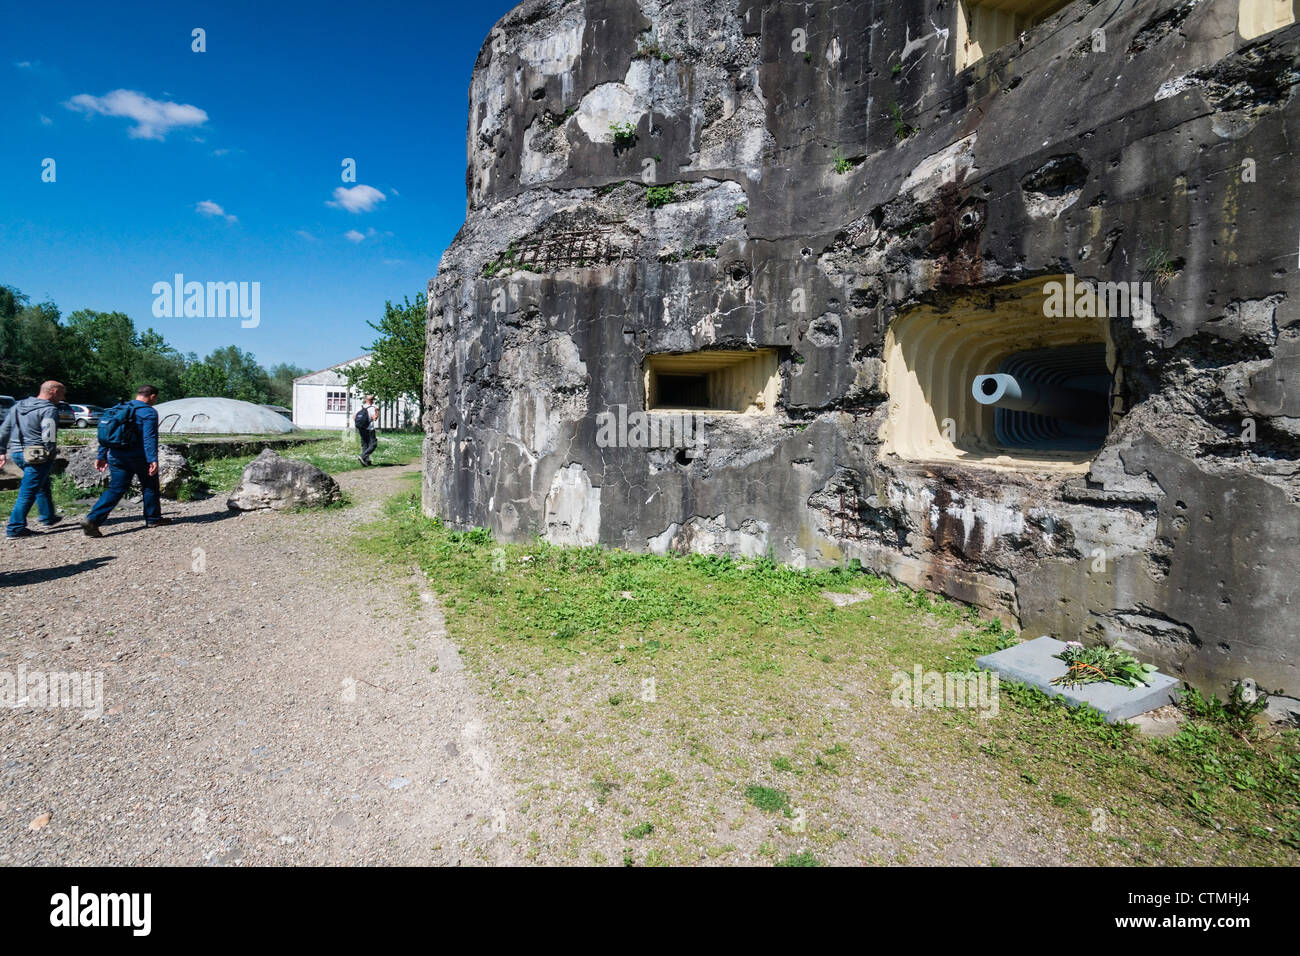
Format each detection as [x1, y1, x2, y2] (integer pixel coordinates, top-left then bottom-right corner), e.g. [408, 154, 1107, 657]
[292, 354, 417, 430]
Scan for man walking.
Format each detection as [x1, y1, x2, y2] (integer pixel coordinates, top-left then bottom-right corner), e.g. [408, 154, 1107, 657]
[0, 380, 65, 538]
[356, 395, 379, 466]
[81, 384, 169, 537]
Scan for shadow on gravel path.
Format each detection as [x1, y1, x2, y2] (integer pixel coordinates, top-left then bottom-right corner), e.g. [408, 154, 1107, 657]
[0, 461, 519, 866]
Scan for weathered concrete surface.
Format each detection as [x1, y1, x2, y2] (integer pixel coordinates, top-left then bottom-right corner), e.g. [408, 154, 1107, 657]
[228, 450, 341, 511]
[977, 636, 1181, 723]
[425, 0, 1300, 714]
[154, 397, 300, 435]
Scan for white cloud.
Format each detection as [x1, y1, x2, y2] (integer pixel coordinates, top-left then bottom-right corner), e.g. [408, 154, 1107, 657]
[39, 115, 52, 126]
[196, 199, 237, 223]
[15, 61, 39, 70]
[296, 229, 317, 241]
[328, 184, 386, 213]
[65, 89, 208, 140]
[344, 229, 367, 243]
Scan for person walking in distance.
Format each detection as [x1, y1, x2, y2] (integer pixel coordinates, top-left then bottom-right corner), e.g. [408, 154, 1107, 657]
[0, 380, 65, 538]
[81, 385, 169, 537]
[356, 395, 379, 466]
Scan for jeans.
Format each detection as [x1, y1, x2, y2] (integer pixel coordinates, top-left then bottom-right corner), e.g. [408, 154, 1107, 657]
[86, 455, 162, 526]
[360, 427, 378, 463]
[6, 450, 56, 535]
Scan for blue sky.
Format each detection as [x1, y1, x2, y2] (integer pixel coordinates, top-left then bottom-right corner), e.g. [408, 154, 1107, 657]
[2, 0, 517, 372]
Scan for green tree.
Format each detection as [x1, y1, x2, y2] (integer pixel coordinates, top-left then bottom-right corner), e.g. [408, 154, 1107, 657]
[0, 286, 35, 392]
[1, 283, 305, 409]
[0, 285, 24, 320]
[65, 310, 139, 400]
[178, 352, 225, 397]
[0, 287, 75, 398]
[266, 362, 308, 408]
[344, 293, 426, 406]
[132, 328, 186, 399]
[179, 345, 274, 403]
[132, 349, 186, 401]
[61, 310, 188, 404]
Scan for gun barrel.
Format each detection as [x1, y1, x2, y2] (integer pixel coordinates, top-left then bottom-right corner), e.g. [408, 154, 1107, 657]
[971, 373, 1102, 424]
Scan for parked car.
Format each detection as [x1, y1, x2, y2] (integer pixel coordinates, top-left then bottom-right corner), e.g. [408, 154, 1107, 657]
[56, 402, 78, 428]
[69, 403, 104, 428]
[0, 395, 14, 417]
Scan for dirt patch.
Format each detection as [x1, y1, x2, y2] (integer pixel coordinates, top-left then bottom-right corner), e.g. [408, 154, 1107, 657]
[0, 464, 519, 865]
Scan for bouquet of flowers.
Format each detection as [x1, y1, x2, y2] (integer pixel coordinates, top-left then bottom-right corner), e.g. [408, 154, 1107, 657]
[1051, 641, 1157, 688]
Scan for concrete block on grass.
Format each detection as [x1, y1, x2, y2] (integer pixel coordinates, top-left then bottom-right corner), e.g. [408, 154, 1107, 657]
[976, 636, 1180, 723]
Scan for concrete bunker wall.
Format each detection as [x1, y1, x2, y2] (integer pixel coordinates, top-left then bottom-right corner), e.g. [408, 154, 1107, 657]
[426, 0, 1300, 715]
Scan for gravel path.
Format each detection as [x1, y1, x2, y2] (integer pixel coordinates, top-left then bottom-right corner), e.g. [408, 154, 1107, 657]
[0, 463, 519, 866]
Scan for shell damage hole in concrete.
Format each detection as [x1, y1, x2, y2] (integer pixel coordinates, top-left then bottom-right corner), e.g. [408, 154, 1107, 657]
[1021, 154, 1088, 197]
[955, 0, 1073, 72]
[643, 349, 780, 414]
[881, 276, 1117, 470]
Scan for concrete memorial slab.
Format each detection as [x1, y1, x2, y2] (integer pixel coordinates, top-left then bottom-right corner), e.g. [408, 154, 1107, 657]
[976, 636, 1180, 723]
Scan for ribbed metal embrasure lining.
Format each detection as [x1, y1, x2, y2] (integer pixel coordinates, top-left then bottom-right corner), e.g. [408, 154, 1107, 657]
[993, 344, 1110, 451]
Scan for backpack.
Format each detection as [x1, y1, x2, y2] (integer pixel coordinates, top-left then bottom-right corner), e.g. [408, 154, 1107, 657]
[354, 407, 371, 430]
[97, 402, 140, 449]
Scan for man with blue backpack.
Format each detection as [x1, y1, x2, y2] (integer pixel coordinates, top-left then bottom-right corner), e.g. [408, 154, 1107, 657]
[80, 384, 170, 537]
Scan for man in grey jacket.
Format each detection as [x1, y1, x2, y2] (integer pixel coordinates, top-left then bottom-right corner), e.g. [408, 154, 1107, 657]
[0, 380, 65, 538]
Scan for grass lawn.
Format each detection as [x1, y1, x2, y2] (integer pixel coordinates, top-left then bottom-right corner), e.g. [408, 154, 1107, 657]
[175, 430, 423, 500]
[356, 476, 1300, 866]
[0, 430, 424, 515]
